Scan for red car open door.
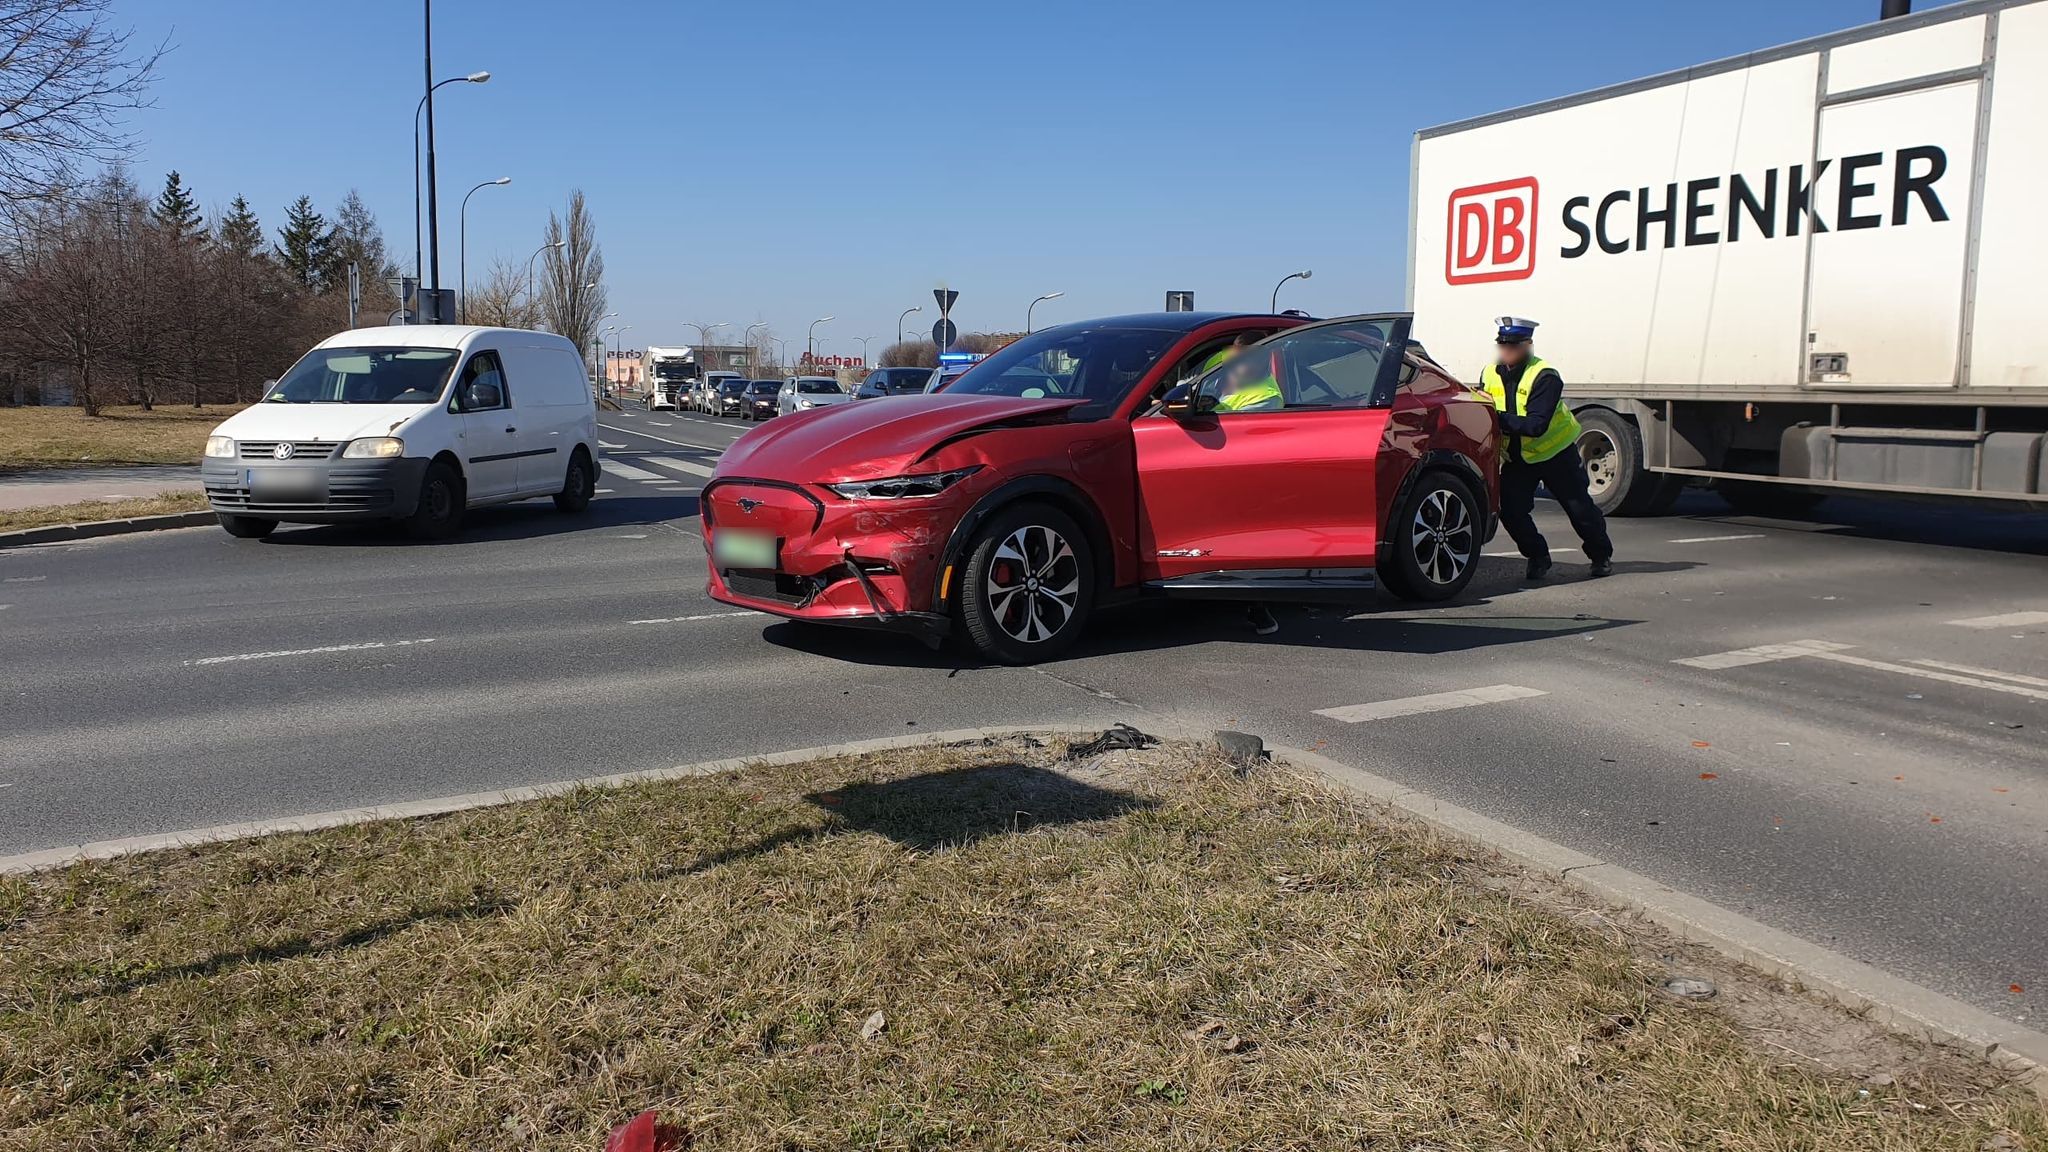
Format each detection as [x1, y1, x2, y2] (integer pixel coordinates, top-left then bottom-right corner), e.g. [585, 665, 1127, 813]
[1130, 314, 1414, 589]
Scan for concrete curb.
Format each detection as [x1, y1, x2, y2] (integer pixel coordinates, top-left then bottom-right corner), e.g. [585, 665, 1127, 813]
[3, 721, 2037, 1097]
[1271, 743, 2048, 1097]
[0, 510, 213, 548]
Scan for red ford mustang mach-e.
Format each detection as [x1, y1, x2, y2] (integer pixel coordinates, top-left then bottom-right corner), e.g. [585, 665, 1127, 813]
[703, 312, 1500, 663]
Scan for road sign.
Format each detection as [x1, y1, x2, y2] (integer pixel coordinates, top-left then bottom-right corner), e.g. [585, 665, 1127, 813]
[932, 318, 958, 349]
[1165, 290, 1194, 312]
[934, 288, 958, 315]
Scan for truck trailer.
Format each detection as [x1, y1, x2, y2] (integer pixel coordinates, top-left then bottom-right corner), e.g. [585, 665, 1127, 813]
[1408, 0, 2048, 515]
[642, 346, 698, 411]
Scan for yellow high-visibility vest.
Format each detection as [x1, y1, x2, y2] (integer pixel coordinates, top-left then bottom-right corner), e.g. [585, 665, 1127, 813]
[1480, 357, 1580, 463]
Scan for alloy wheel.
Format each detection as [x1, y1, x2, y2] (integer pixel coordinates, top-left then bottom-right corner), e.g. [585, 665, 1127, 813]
[985, 523, 1081, 644]
[1410, 488, 1475, 587]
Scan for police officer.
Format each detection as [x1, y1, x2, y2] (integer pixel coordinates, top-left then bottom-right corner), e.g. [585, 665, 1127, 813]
[1480, 317, 1613, 580]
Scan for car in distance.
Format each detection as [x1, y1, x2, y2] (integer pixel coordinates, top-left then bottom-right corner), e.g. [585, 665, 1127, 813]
[777, 375, 851, 417]
[698, 370, 745, 414]
[854, 366, 936, 399]
[202, 326, 599, 541]
[710, 377, 752, 418]
[742, 380, 780, 420]
[703, 312, 1499, 663]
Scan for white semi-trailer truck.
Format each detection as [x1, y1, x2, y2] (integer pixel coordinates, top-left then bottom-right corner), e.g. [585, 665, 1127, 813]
[1409, 0, 2047, 515]
[642, 346, 697, 411]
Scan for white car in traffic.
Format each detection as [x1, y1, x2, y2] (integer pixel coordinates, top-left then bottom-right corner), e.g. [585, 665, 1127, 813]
[777, 375, 850, 416]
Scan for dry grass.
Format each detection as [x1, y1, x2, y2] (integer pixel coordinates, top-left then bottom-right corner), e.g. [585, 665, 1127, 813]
[0, 404, 228, 468]
[0, 739, 2037, 1151]
[0, 490, 208, 533]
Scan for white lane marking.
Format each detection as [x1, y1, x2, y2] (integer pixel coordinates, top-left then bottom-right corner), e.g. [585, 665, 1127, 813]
[1485, 547, 1581, 558]
[1668, 533, 1765, 544]
[603, 461, 665, 482]
[616, 534, 648, 539]
[184, 638, 436, 668]
[0, 604, 12, 610]
[648, 422, 673, 427]
[595, 488, 615, 494]
[3, 575, 47, 583]
[599, 422, 730, 453]
[627, 611, 759, 625]
[1314, 684, 1546, 724]
[645, 455, 716, 478]
[599, 440, 626, 449]
[1812, 651, 2048, 701]
[1672, 639, 1853, 670]
[1947, 611, 2048, 630]
[1908, 659, 2048, 689]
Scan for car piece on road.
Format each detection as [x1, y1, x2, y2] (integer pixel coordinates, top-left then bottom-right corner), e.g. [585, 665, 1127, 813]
[742, 380, 779, 421]
[855, 367, 937, 399]
[776, 376, 850, 417]
[200, 325, 600, 541]
[704, 312, 1500, 663]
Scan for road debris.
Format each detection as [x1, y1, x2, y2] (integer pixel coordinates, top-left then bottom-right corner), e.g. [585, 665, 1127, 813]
[1662, 977, 1719, 999]
[1064, 723, 1157, 758]
[859, 1010, 887, 1041]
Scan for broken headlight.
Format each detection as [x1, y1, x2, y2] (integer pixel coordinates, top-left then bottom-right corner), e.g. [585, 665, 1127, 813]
[825, 465, 982, 501]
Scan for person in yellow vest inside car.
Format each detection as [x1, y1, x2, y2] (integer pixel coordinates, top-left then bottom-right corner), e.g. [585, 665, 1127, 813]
[1480, 317, 1613, 580]
[1213, 346, 1283, 413]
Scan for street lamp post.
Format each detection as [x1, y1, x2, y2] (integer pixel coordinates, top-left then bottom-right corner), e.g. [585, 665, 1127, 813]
[412, 68, 490, 320]
[856, 336, 875, 365]
[1270, 269, 1313, 313]
[807, 315, 833, 362]
[687, 322, 728, 369]
[1027, 291, 1064, 334]
[776, 339, 791, 371]
[896, 305, 921, 345]
[743, 322, 767, 370]
[594, 312, 618, 387]
[524, 239, 564, 304]
[458, 176, 512, 323]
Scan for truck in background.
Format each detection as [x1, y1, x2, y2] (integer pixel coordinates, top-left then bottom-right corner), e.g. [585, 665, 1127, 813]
[642, 346, 699, 411]
[1409, 0, 2047, 516]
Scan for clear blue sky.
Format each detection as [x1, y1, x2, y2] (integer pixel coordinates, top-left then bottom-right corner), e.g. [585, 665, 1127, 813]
[121, 0, 1946, 358]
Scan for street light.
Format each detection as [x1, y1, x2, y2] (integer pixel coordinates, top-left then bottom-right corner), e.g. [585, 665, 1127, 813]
[776, 339, 791, 369]
[687, 322, 728, 368]
[743, 322, 767, 370]
[1027, 291, 1064, 334]
[896, 304, 921, 345]
[415, 58, 491, 318]
[609, 325, 633, 390]
[525, 239, 564, 303]
[458, 176, 512, 323]
[1270, 269, 1312, 313]
[807, 315, 833, 361]
[856, 335, 876, 364]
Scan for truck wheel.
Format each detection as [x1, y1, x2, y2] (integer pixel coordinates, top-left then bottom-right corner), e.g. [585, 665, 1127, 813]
[1575, 408, 1679, 516]
[1384, 471, 1481, 603]
[554, 449, 594, 514]
[1718, 480, 1824, 518]
[958, 503, 1095, 665]
[405, 461, 465, 540]
[217, 513, 277, 539]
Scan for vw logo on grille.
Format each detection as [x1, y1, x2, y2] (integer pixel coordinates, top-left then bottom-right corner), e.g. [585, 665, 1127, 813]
[272, 442, 295, 460]
[735, 497, 762, 513]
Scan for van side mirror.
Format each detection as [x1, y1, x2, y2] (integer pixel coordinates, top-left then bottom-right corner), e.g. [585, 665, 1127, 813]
[463, 381, 502, 410]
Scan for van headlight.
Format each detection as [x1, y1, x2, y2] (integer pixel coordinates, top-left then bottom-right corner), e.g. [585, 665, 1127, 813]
[342, 437, 405, 459]
[203, 435, 236, 458]
[826, 465, 981, 501]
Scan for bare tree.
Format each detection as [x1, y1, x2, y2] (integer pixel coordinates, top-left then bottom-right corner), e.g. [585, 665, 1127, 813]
[879, 339, 938, 369]
[464, 258, 538, 329]
[538, 190, 605, 373]
[0, 0, 163, 220]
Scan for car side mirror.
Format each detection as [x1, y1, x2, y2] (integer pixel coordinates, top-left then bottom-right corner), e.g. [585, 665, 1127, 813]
[463, 381, 502, 410]
[1161, 380, 1218, 422]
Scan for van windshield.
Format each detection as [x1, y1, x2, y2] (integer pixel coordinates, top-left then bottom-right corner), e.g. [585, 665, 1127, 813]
[264, 347, 460, 404]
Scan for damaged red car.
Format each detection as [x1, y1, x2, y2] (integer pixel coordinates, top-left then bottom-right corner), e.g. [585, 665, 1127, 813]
[703, 311, 1500, 663]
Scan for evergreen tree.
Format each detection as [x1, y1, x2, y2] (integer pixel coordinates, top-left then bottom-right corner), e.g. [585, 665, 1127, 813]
[326, 189, 393, 286]
[151, 170, 203, 240]
[214, 195, 264, 259]
[275, 195, 332, 289]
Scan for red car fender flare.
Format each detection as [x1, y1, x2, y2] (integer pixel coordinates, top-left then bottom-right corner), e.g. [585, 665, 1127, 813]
[931, 474, 1115, 615]
[1378, 450, 1498, 568]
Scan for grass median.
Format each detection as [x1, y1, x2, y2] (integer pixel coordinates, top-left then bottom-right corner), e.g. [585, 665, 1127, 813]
[0, 404, 223, 469]
[0, 489, 209, 533]
[0, 739, 2038, 1150]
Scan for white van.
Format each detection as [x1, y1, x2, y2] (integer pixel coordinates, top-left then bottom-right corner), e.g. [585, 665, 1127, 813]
[200, 326, 601, 540]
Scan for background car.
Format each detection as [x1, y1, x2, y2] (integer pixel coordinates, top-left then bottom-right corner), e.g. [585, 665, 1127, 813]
[713, 377, 750, 417]
[742, 379, 779, 420]
[854, 367, 936, 399]
[776, 375, 851, 416]
[699, 371, 745, 414]
[704, 312, 1499, 663]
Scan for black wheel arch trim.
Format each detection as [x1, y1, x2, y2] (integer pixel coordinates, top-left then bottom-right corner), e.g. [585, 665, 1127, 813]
[1378, 451, 1495, 570]
[932, 474, 1114, 615]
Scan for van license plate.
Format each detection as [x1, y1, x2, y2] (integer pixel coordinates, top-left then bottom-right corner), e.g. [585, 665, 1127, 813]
[713, 530, 777, 569]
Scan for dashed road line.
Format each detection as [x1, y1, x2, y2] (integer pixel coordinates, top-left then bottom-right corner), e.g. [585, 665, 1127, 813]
[1812, 651, 2048, 701]
[1668, 533, 1766, 543]
[645, 455, 716, 478]
[1314, 684, 1546, 724]
[1485, 547, 1579, 558]
[1672, 639, 1853, 669]
[1907, 659, 2048, 689]
[627, 611, 758, 625]
[598, 423, 731, 452]
[602, 461, 665, 482]
[1947, 610, 2048, 630]
[184, 638, 436, 668]
[3, 575, 47, 583]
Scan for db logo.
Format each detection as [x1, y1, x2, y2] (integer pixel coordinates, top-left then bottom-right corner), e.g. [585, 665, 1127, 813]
[1446, 177, 1539, 285]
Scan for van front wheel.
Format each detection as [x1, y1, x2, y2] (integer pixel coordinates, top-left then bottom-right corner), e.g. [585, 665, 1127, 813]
[406, 461, 464, 540]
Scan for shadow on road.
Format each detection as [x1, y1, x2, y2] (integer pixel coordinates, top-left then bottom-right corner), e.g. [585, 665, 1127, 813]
[1650, 491, 2048, 557]
[252, 491, 701, 547]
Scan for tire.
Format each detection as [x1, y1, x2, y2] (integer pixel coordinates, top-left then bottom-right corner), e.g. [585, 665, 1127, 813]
[1718, 480, 1825, 518]
[1384, 471, 1482, 603]
[1576, 407, 1683, 516]
[957, 502, 1096, 664]
[217, 513, 277, 539]
[405, 460, 465, 540]
[554, 449, 595, 514]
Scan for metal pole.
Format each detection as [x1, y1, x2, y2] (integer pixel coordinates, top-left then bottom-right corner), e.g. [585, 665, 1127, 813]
[458, 178, 508, 325]
[897, 305, 920, 345]
[525, 240, 561, 307]
[807, 315, 832, 361]
[1028, 291, 1063, 334]
[1269, 270, 1311, 313]
[1880, 0, 1910, 18]
[423, 0, 444, 310]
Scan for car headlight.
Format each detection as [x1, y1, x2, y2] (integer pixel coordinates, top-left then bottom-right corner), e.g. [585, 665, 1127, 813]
[341, 437, 405, 459]
[826, 465, 982, 501]
[203, 435, 236, 458]
[797, 399, 815, 409]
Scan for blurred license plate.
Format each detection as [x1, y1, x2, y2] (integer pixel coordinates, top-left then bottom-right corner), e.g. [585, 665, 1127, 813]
[713, 530, 777, 569]
[251, 468, 324, 502]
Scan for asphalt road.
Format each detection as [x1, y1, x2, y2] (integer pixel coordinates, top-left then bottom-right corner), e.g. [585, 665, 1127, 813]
[3, 403, 2044, 1028]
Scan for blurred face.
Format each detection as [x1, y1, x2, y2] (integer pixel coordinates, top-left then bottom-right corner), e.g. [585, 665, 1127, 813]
[1496, 340, 1531, 367]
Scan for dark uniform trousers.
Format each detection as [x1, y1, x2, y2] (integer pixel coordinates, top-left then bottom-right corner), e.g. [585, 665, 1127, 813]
[1500, 451, 1614, 565]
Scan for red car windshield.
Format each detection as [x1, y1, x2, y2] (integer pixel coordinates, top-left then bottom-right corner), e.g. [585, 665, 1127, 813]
[940, 324, 1181, 417]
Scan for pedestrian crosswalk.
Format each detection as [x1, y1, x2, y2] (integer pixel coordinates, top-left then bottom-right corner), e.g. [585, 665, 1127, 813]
[600, 444, 723, 493]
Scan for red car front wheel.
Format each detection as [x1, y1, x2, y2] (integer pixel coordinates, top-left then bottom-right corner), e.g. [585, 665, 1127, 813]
[958, 503, 1094, 664]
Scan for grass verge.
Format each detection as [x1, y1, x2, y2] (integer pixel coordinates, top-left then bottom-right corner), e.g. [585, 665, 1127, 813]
[0, 739, 2038, 1150]
[0, 490, 209, 533]
[0, 404, 226, 468]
